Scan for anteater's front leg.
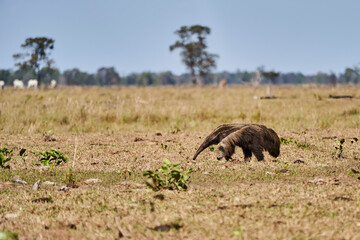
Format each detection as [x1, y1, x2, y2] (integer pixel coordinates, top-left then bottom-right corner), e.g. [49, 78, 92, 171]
[242, 147, 252, 162]
[252, 146, 264, 161]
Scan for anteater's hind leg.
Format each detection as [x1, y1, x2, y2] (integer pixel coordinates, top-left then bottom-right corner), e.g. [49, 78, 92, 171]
[242, 148, 252, 162]
[252, 146, 264, 161]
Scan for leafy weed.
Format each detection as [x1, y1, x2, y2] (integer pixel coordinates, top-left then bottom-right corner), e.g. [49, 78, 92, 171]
[143, 159, 193, 191]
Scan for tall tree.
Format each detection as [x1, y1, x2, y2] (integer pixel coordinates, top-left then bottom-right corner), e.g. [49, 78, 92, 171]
[124, 73, 138, 85]
[343, 66, 360, 84]
[96, 67, 121, 86]
[261, 71, 280, 84]
[61, 68, 96, 85]
[343, 68, 355, 83]
[170, 25, 218, 85]
[0, 69, 12, 85]
[13, 37, 55, 85]
[261, 71, 280, 97]
[158, 71, 177, 85]
[61, 68, 82, 85]
[329, 73, 337, 86]
[136, 72, 158, 86]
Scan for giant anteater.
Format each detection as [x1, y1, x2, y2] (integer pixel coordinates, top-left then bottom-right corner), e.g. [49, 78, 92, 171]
[193, 123, 280, 162]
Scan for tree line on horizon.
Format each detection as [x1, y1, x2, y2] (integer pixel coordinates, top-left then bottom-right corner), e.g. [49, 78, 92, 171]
[0, 66, 359, 86]
[2, 26, 360, 87]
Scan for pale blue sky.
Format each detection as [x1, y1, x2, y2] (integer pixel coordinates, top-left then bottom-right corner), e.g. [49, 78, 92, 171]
[1, 0, 359, 75]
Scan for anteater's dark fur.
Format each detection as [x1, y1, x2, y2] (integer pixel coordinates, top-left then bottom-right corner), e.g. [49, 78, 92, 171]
[217, 124, 280, 161]
[193, 123, 280, 161]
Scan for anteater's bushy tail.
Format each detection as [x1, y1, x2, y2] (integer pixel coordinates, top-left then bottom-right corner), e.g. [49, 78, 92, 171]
[193, 123, 248, 160]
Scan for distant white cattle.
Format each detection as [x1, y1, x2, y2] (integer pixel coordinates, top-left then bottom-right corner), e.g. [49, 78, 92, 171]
[0, 80, 4, 90]
[13, 79, 24, 89]
[50, 79, 57, 88]
[27, 79, 38, 89]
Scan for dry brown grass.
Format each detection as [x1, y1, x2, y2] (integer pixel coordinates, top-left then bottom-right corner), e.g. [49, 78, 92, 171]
[0, 85, 360, 239]
[0, 85, 359, 134]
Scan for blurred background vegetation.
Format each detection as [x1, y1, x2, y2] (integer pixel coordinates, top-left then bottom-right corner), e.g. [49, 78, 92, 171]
[1, 64, 360, 86]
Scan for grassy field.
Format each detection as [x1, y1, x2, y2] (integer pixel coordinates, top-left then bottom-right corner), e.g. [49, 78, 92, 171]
[0, 85, 360, 239]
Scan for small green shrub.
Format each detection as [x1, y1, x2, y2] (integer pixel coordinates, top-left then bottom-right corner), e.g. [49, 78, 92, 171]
[233, 226, 244, 240]
[280, 137, 293, 145]
[32, 149, 68, 168]
[332, 138, 345, 159]
[296, 141, 312, 149]
[280, 137, 315, 150]
[0, 230, 18, 240]
[161, 143, 168, 150]
[64, 167, 76, 184]
[143, 159, 193, 191]
[0, 148, 13, 169]
[343, 108, 359, 116]
[171, 126, 181, 134]
[18, 148, 28, 167]
[348, 168, 360, 174]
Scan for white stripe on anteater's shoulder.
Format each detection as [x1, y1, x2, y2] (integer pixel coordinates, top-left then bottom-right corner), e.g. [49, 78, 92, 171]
[192, 123, 249, 160]
[217, 124, 280, 162]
